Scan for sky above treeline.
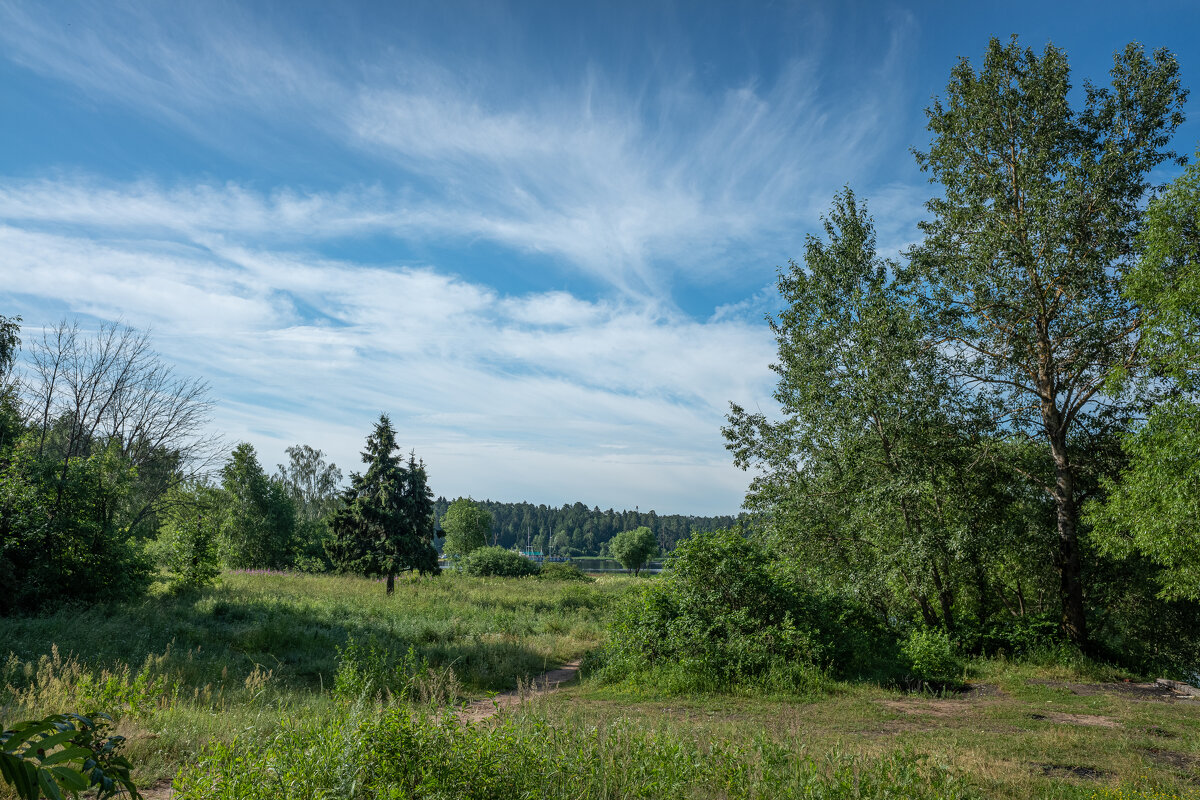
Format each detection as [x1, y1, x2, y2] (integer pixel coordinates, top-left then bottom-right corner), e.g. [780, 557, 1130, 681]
[2, 1, 1199, 515]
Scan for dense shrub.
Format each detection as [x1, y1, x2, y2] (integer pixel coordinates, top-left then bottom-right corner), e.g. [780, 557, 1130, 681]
[538, 562, 592, 582]
[1086, 553, 1200, 679]
[590, 529, 900, 692]
[459, 546, 539, 578]
[0, 442, 152, 614]
[901, 627, 963, 687]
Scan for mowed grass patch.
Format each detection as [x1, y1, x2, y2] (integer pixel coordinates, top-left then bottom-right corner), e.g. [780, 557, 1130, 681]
[559, 665, 1200, 799]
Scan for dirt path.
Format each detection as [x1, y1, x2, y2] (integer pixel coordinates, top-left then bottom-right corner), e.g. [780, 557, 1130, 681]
[459, 660, 582, 723]
[138, 661, 582, 799]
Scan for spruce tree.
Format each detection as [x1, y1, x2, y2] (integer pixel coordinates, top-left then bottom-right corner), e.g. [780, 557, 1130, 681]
[327, 414, 440, 593]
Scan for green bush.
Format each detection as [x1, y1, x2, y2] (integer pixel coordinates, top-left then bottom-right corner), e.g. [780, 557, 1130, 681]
[902, 627, 963, 687]
[0, 442, 152, 614]
[537, 562, 592, 582]
[590, 529, 899, 693]
[459, 547, 539, 578]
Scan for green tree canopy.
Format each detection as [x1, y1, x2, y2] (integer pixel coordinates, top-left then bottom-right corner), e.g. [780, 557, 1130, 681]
[0, 314, 19, 378]
[609, 526, 658, 576]
[0, 315, 21, 454]
[725, 190, 1015, 635]
[326, 414, 440, 593]
[276, 444, 343, 570]
[154, 481, 223, 590]
[903, 37, 1187, 646]
[440, 497, 492, 561]
[220, 443, 296, 569]
[1086, 151, 1200, 600]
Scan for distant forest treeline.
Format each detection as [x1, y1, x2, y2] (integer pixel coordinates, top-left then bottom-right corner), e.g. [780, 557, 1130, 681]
[433, 497, 740, 556]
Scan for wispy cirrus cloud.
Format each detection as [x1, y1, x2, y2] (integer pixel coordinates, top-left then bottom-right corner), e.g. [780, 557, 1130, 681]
[0, 1, 919, 299]
[0, 1, 923, 512]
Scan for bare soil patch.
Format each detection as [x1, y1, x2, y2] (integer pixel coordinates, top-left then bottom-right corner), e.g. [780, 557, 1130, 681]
[1037, 763, 1106, 780]
[1027, 679, 1186, 702]
[1143, 748, 1198, 771]
[141, 778, 174, 800]
[459, 660, 582, 723]
[1029, 711, 1119, 727]
[876, 698, 971, 718]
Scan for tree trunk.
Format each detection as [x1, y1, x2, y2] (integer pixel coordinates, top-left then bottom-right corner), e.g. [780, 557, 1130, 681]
[914, 593, 939, 628]
[1044, 419, 1088, 646]
[386, 572, 395, 595]
[931, 562, 955, 635]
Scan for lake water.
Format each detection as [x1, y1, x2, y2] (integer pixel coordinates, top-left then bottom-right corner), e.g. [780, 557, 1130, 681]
[565, 557, 665, 574]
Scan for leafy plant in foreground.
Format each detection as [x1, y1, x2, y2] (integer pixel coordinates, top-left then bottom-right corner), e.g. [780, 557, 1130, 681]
[0, 713, 140, 800]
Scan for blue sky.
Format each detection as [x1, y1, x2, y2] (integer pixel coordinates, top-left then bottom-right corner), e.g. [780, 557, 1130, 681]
[2, 1, 1198, 515]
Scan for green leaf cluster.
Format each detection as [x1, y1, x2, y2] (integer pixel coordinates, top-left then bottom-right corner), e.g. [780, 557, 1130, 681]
[1087, 151, 1200, 600]
[0, 713, 139, 800]
[439, 497, 492, 561]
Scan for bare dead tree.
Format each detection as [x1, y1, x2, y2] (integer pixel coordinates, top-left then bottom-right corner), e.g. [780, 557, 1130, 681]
[20, 320, 221, 529]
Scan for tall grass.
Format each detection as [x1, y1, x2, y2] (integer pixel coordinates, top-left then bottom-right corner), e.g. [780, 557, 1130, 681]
[0, 571, 623, 699]
[173, 698, 978, 800]
[0, 570, 631, 790]
[4, 570, 1196, 799]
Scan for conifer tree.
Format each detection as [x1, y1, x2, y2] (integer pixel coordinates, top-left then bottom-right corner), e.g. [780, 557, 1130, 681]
[327, 414, 440, 593]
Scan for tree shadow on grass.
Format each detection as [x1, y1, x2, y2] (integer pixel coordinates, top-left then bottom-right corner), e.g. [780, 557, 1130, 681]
[0, 588, 555, 696]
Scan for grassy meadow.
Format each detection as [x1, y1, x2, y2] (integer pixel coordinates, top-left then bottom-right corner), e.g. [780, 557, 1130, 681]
[2, 570, 1199, 799]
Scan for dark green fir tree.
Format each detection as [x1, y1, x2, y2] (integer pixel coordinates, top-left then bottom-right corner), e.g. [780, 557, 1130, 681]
[327, 414, 441, 593]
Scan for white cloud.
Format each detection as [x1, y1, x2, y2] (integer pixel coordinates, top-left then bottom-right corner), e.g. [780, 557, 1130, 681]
[0, 2, 920, 299]
[0, 2, 927, 513]
[1, 200, 776, 513]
